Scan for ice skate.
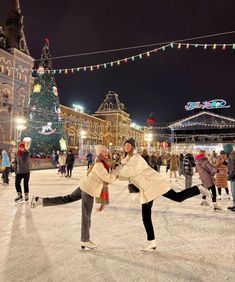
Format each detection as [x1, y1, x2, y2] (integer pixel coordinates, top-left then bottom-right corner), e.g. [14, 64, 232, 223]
[141, 239, 157, 252]
[197, 184, 210, 197]
[81, 240, 97, 250]
[200, 200, 209, 206]
[15, 193, 23, 203]
[25, 193, 29, 202]
[30, 196, 43, 208]
[213, 204, 223, 211]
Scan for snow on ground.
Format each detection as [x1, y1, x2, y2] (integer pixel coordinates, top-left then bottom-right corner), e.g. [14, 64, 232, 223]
[0, 166, 234, 282]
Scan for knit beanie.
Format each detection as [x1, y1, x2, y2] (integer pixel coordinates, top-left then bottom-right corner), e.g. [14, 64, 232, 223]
[18, 143, 25, 149]
[95, 145, 106, 156]
[123, 138, 136, 148]
[223, 144, 234, 154]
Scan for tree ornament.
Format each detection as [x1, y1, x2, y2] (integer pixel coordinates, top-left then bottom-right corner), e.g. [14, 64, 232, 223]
[53, 86, 58, 96]
[33, 84, 41, 93]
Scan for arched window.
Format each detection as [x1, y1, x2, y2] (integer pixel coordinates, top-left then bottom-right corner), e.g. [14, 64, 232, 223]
[104, 103, 108, 110]
[1, 88, 11, 108]
[109, 103, 113, 110]
[6, 68, 10, 76]
[68, 131, 75, 146]
[2, 92, 9, 107]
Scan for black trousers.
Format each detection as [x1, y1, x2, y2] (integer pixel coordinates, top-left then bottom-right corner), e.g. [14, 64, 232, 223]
[142, 186, 200, 240]
[142, 201, 155, 240]
[218, 187, 229, 195]
[87, 161, 92, 169]
[163, 186, 200, 202]
[15, 173, 30, 194]
[42, 186, 82, 206]
[66, 165, 73, 176]
[2, 167, 10, 184]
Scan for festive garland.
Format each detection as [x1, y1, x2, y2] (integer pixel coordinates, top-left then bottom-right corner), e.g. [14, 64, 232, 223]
[1, 118, 234, 129]
[5, 41, 234, 74]
[33, 42, 235, 75]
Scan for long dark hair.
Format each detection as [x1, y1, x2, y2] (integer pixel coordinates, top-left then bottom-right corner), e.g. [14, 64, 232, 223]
[123, 147, 135, 158]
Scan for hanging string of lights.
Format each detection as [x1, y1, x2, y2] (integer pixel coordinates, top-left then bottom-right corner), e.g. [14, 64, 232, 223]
[1, 118, 235, 129]
[31, 42, 235, 75]
[4, 41, 234, 74]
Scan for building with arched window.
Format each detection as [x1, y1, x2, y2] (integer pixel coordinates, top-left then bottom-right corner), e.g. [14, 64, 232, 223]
[0, 0, 34, 149]
[60, 91, 150, 154]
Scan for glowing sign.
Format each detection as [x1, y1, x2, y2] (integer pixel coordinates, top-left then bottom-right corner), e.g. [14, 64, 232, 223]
[185, 99, 230, 111]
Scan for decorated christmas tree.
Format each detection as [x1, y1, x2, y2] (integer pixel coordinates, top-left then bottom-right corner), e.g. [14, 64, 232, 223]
[23, 39, 66, 155]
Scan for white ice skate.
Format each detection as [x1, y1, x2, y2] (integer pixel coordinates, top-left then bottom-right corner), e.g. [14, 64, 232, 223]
[30, 196, 43, 208]
[141, 239, 157, 252]
[81, 240, 97, 250]
[197, 184, 210, 198]
[200, 200, 209, 206]
[213, 204, 223, 211]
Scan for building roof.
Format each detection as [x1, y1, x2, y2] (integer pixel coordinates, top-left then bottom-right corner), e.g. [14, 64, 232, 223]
[169, 111, 235, 129]
[95, 91, 126, 113]
[0, 0, 29, 55]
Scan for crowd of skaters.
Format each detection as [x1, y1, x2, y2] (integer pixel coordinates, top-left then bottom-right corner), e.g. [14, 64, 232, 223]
[1, 140, 235, 251]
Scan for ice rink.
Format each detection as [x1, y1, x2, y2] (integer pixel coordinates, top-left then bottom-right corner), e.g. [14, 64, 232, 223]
[0, 166, 234, 282]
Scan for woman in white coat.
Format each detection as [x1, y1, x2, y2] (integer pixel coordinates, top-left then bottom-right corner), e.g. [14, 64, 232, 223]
[31, 145, 118, 250]
[118, 138, 210, 252]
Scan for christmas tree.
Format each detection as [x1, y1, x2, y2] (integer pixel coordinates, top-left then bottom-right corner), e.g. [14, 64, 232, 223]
[23, 39, 66, 155]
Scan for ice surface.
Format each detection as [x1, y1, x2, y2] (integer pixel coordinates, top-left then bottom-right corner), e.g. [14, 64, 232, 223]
[0, 167, 234, 282]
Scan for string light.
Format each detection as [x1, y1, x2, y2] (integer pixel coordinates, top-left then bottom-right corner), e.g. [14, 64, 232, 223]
[27, 42, 234, 75]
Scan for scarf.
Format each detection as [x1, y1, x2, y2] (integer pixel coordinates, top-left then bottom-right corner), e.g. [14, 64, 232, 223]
[17, 149, 25, 158]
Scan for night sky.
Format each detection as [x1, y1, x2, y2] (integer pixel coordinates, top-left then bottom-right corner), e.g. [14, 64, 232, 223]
[0, 0, 235, 124]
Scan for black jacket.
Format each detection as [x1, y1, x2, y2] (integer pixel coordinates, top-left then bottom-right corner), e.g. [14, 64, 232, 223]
[16, 151, 31, 174]
[66, 154, 75, 167]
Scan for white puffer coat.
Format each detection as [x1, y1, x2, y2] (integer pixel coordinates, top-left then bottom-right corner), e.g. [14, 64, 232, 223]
[118, 153, 170, 204]
[80, 163, 117, 198]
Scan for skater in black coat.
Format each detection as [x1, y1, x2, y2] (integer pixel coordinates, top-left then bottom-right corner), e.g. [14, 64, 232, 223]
[66, 150, 75, 177]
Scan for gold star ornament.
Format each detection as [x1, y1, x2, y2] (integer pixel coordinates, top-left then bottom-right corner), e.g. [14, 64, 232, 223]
[33, 84, 41, 93]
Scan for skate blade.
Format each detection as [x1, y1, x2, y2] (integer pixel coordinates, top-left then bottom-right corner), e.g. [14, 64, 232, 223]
[81, 246, 97, 250]
[15, 201, 24, 204]
[141, 247, 157, 252]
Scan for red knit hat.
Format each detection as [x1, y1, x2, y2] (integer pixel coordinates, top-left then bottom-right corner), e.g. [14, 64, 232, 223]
[18, 143, 25, 149]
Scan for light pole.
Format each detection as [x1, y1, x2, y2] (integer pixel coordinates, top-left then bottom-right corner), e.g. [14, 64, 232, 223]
[144, 133, 153, 153]
[16, 117, 26, 143]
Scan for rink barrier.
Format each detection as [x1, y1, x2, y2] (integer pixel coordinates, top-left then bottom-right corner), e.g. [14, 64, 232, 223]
[30, 157, 87, 170]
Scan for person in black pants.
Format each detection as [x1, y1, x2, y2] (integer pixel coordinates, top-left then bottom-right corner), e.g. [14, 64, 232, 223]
[142, 186, 202, 243]
[66, 150, 75, 177]
[117, 138, 210, 252]
[14, 143, 31, 202]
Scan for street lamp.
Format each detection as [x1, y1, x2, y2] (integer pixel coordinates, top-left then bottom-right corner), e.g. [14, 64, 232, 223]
[144, 133, 153, 153]
[16, 117, 26, 143]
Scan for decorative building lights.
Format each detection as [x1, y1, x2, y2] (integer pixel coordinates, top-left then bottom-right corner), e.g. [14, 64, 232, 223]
[73, 104, 85, 113]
